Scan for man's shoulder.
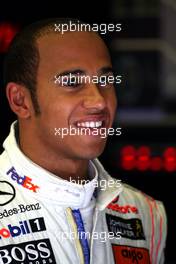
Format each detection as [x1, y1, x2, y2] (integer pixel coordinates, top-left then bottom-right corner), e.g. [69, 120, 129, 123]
[94, 158, 165, 212]
[110, 181, 167, 221]
[106, 180, 167, 235]
[122, 182, 164, 207]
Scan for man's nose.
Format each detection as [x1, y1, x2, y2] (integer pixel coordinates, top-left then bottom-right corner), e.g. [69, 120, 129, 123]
[82, 83, 107, 111]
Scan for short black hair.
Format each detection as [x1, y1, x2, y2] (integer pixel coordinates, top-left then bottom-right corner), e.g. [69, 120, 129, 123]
[3, 18, 86, 114]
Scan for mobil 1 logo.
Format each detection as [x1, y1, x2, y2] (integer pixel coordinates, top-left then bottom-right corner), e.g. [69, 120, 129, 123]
[0, 239, 56, 264]
[0, 217, 46, 241]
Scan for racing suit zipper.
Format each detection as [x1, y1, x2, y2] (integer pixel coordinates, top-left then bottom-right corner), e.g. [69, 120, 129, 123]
[66, 207, 84, 264]
[90, 207, 99, 264]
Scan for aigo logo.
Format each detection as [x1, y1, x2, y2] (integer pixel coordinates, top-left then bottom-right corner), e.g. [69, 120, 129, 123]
[112, 245, 150, 264]
[122, 248, 143, 263]
[0, 217, 46, 240]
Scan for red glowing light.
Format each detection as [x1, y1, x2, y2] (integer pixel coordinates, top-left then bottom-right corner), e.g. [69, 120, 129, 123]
[136, 156, 150, 171]
[121, 145, 136, 170]
[121, 145, 136, 156]
[137, 146, 151, 156]
[121, 145, 176, 172]
[0, 22, 19, 53]
[136, 146, 150, 171]
[150, 157, 162, 171]
[163, 147, 176, 158]
[163, 147, 176, 172]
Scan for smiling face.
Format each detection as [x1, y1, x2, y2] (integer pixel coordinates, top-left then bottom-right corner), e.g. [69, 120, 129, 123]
[31, 31, 117, 160]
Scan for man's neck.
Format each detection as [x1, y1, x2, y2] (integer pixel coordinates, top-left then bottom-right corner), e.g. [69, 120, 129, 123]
[18, 124, 89, 183]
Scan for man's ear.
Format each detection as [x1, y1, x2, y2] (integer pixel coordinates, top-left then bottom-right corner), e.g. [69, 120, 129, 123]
[6, 82, 32, 119]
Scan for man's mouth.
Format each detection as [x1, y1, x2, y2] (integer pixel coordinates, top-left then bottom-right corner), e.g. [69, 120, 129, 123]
[73, 114, 109, 129]
[76, 120, 104, 128]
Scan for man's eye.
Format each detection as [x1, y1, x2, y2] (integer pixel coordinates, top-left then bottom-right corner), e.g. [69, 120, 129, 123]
[62, 77, 81, 87]
[66, 79, 80, 87]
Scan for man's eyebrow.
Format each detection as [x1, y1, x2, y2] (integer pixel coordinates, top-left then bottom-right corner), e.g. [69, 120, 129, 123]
[98, 66, 114, 75]
[56, 69, 85, 77]
[53, 66, 114, 81]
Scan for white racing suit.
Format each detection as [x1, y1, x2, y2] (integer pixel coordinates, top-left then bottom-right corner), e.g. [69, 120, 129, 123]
[0, 122, 167, 264]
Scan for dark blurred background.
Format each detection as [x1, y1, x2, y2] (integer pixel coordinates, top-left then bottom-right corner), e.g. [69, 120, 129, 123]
[0, 0, 175, 262]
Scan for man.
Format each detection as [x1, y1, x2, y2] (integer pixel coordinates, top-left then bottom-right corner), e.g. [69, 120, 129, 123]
[0, 18, 166, 264]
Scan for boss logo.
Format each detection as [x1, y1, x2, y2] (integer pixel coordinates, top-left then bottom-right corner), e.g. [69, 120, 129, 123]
[0, 239, 56, 264]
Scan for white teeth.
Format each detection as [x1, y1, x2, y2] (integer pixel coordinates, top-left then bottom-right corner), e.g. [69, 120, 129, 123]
[96, 121, 102, 127]
[90, 121, 94, 128]
[85, 122, 89, 127]
[76, 121, 103, 128]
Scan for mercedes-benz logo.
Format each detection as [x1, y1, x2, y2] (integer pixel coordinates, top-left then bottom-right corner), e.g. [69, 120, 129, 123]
[0, 181, 16, 206]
